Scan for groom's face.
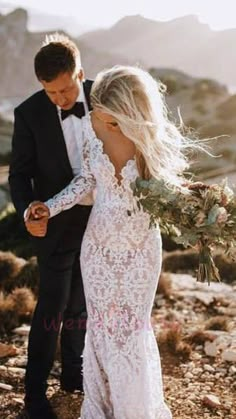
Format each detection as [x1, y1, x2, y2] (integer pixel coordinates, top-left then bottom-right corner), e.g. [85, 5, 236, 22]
[41, 70, 83, 110]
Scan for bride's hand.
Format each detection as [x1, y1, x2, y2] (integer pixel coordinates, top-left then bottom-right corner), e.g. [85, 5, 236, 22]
[26, 201, 50, 220]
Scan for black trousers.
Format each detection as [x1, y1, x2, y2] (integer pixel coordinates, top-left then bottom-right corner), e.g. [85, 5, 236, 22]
[25, 210, 91, 399]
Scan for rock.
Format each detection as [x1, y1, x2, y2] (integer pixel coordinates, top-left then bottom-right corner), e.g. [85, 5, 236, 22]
[0, 382, 13, 391]
[203, 394, 221, 408]
[229, 365, 236, 374]
[203, 364, 215, 373]
[12, 398, 24, 405]
[215, 367, 227, 375]
[203, 385, 212, 391]
[0, 343, 18, 358]
[170, 274, 233, 294]
[7, 367, 25, 377]
[194, 292, 215, 305]
[192, 367, 203, 375]
[185, 372, 194, 379]
[222, 349, 236, 363]
[183, 378, 190, 384]
[192, 352, 202, 359]
[204, 341, 218, 357]
[13, 324, 30, 336]
[5, 356, 27, 367]
[188, 393, 198, 401]
[186, 400, 195, 407]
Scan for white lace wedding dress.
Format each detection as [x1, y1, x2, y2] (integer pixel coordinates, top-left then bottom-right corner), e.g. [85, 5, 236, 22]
[46, 114, 172, 419]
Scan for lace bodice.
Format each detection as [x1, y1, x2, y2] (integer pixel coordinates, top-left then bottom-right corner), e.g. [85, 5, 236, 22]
[46, 114, 154, 252]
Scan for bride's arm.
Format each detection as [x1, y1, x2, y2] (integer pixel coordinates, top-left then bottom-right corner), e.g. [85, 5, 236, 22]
[28, 131, 96, 221]
[46, 134, 95, 217]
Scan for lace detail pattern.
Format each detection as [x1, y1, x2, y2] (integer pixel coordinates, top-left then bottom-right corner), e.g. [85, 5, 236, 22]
[46, 114, 172, 419]
[46, 128, 96, 217]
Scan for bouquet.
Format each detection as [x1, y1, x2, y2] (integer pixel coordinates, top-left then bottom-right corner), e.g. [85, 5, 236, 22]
[131, 178, 236, 284]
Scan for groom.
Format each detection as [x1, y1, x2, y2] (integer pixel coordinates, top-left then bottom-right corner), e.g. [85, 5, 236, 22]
[9, 34, 93, 418]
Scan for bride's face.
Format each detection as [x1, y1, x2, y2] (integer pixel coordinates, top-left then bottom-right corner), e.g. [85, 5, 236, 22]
[41, 70, 83, 109]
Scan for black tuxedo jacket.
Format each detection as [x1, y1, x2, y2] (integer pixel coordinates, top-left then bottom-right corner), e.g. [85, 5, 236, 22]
[9, 80, 93, 260]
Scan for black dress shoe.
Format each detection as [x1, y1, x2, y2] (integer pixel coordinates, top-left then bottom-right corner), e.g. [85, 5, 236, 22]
[60, 380, 84, 394]
[60, 371, 84, 394]
[21, 397, 58, 419]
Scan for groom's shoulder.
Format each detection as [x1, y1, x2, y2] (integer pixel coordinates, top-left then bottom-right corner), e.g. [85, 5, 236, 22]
[16, 90, 49, 113]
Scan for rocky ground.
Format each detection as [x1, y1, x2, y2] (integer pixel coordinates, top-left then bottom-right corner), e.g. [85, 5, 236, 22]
[0, 273, 235, 419]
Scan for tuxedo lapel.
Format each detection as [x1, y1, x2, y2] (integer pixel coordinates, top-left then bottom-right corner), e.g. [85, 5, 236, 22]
[83, 80, 93, 111]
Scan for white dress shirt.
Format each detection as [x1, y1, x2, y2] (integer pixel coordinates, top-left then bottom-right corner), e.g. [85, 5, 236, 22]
[57, 84, 94, 206]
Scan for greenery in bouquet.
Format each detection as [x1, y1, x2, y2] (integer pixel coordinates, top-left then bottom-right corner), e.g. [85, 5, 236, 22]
[131, 177, 236, 284]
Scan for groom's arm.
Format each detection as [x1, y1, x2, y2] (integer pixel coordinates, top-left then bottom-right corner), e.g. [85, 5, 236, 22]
[9, 107, 36, 219]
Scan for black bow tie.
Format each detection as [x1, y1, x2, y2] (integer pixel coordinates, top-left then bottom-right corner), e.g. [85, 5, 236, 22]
[61, 102, 85, 120]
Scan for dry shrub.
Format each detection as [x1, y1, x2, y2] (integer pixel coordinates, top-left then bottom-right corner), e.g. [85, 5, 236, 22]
[13, 257, 39, 296]
[0, 287, 36, 335]
[158, 327, 181, 351]
[156, 273, 172, 297]
[175, 341, 192, 359]
[161, 234, 183, 251]
[0, 251, 26, 287]
[186, 330, 215, 345]
[204, 315, 230, 332]
[0, 252, 39, 296]
[214, 253, 236, 283]
[0, 293, 19, 335]
[162, 249, 198, 273]
[158, 326, 192, 360]
[8, 287, 36, 316]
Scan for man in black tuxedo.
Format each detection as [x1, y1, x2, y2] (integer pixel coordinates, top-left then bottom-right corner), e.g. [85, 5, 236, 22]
[9, 34, 93, 419]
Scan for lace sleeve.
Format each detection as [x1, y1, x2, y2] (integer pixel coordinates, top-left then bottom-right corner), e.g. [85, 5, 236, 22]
[45, 132, 95, 218]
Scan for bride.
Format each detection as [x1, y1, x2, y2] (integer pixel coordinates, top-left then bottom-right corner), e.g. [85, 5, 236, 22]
[27, 65, 190, 418]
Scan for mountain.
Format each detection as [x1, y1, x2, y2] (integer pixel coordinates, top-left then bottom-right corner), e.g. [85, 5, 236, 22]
[0, 1, 90, 35]
[0, 8, 44, 98]
[78, 14, 235, 88]
[1, 9, 236, 101]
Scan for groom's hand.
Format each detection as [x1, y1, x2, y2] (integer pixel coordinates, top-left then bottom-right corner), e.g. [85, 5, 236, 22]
[25, 201, 49, 237]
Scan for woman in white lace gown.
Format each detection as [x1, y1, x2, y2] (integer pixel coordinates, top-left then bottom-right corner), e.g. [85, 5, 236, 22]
[29, 66, 191, 418]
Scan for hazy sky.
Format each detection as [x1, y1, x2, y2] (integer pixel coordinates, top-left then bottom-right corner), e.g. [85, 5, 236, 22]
[3, 0, 236, 30]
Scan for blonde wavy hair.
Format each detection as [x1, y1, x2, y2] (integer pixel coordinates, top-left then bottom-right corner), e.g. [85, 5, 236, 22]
[91, 65, 203, 187]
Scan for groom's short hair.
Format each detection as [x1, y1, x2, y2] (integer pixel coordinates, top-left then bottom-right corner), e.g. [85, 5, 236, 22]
[34, 33, 82, 82]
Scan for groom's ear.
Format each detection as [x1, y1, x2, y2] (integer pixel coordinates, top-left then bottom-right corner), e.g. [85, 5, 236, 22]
[78, 68, 85, 82]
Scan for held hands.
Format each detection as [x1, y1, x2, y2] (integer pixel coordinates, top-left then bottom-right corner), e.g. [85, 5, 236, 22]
[25, 201, 50, 237]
